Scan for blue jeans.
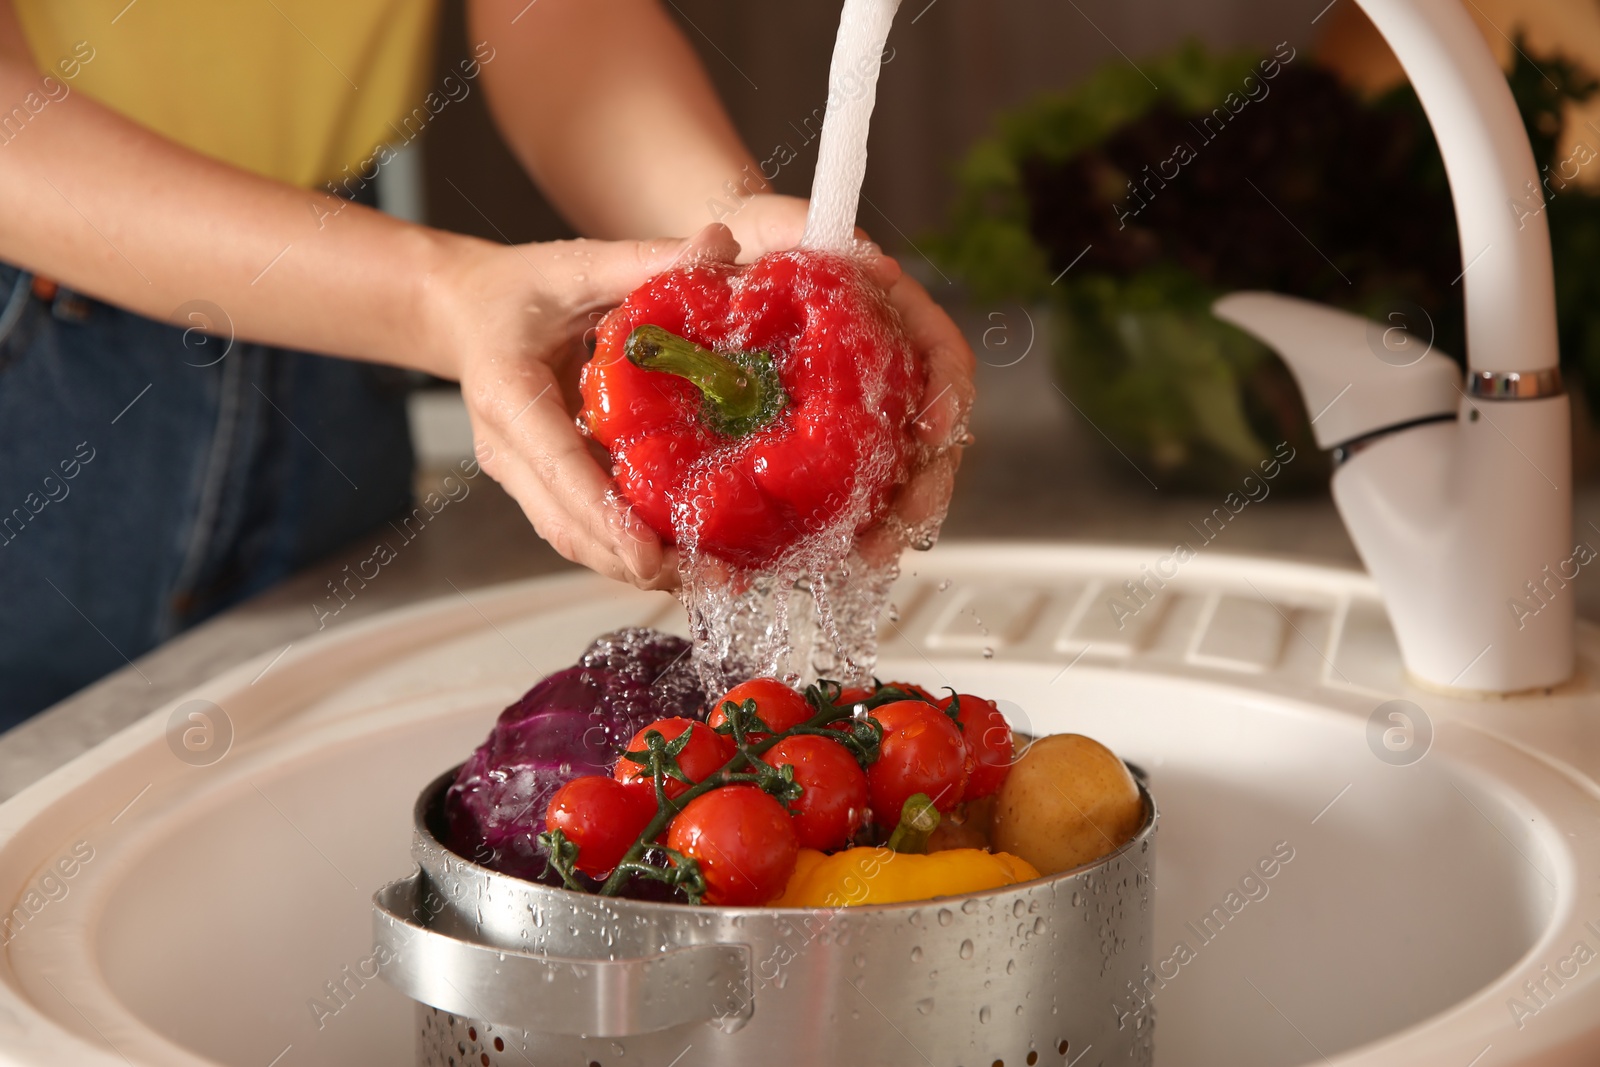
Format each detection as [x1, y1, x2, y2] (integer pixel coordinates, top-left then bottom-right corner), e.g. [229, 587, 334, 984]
[0, 264, 415, 728]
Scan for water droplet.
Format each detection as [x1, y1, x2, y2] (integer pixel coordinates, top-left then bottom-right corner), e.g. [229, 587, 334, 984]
[915, 997, 934, 1015]
[1033, 917, 1047, 935]
[910, 946, 924, 962]
[1012, 900, 1025, 918]
[961, 899, 979, 915]
[938, 908, 953, 927]
[982, 646, 995, 659]
[853, 953, 866, 969]
[959, 939, 974, 960]
[937, 579, 952, 592]
[978, 1005, 992, 1024]
[887, 602, 900, 622]
[1006, 958, 1017, 975]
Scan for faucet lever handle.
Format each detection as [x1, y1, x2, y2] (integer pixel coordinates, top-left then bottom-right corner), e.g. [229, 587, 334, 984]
[1214, 291, 1461, 451]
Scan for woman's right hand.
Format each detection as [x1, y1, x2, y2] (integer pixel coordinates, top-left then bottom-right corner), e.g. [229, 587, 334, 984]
[427, 224, 744, 591]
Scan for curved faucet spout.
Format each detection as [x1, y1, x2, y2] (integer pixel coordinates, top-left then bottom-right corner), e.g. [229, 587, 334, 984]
[1216, 0, 1574, 692]
[1355, 0, 1558, 374]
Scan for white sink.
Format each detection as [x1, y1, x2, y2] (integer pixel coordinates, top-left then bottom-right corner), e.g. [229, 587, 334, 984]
[2, 543, 1598, 1066]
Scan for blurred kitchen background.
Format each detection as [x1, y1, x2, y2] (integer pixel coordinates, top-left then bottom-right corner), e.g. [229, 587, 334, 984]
[409, 0, 1600, 572]
[8, 0, 1600, 792]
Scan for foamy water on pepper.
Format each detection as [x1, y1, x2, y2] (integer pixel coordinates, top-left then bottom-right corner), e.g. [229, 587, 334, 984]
[671, 252, 944, 693]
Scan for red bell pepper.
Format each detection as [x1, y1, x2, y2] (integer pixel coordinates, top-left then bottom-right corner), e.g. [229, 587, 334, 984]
[579, 251, 923, 569]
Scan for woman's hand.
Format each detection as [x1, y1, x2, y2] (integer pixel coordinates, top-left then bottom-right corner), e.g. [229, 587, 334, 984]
[870, 258, 976, 557]
[430, 226, 744, 590]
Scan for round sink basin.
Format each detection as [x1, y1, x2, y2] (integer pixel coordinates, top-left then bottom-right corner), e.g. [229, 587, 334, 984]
[1, 544, 1597, 1067]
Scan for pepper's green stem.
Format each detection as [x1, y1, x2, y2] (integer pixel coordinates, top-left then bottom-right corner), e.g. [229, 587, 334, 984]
[625, 325, 788, 438]
[886, 793, 941, 854]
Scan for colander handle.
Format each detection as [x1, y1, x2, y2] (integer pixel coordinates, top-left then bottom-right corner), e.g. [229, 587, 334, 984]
[371, 873, 752, 1037]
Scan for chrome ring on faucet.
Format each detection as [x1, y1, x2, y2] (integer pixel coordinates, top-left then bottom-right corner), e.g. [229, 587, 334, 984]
[1466, 368, 1565, 400]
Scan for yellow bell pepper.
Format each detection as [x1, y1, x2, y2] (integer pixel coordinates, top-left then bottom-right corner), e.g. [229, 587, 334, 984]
[771, 847, 1041, 908]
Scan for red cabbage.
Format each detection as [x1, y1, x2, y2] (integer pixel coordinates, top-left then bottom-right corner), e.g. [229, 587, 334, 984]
[442, 629, 705, 881]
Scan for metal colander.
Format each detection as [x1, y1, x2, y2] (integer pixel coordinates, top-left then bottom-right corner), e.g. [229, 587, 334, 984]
[375, 769, 1156, 1066]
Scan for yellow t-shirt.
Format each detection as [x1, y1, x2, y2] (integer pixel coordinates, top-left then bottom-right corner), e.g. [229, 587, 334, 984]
[15, 0, 441, 189]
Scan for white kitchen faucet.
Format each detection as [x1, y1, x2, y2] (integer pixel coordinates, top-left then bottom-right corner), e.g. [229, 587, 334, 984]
[1215, 0, 1574, 693]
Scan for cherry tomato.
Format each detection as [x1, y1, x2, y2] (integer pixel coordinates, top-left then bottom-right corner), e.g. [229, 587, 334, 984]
[883, 681, 941, 703]
[708, 677, 814, 743]
[945, 694, 1014, 799]
[837, 681, 937, 708]
[614, 718, 730, 800]
[836, 685, 873, 707]
[666, 784, 799, 905]
[829, 682, 938, 739]
[827, 685, 878, 734]
[766, 734, 869, 851]
[866, 700, 968, 828]
[544, 776, 656, 878]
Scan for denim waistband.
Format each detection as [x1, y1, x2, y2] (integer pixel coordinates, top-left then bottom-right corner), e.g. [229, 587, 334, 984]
[0, 268, 28, 348]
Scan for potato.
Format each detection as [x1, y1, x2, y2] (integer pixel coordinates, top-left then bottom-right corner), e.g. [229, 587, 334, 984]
[992, 734, 1144, 875]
